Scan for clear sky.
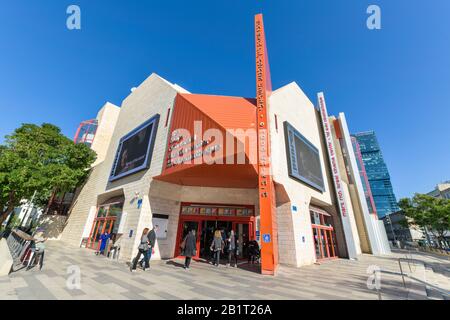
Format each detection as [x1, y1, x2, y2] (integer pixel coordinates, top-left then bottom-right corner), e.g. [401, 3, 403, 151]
[0, 0, 449, 199]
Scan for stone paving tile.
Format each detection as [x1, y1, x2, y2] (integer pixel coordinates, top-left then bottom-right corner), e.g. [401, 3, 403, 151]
[2, 241, 449, 300]
[154, 291, 183, 300]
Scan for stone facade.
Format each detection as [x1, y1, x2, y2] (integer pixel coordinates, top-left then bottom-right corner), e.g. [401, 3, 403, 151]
[61, 73, 390, 268]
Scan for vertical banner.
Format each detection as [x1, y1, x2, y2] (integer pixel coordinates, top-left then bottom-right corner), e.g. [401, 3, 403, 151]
[255, 14, 278, 274]
[317, 92, 358, 259]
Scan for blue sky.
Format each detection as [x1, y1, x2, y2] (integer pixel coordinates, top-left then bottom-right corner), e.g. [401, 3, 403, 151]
[0, 0, 449, 199]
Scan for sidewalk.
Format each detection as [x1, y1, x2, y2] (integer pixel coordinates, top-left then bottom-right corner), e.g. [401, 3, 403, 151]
[0, 241, 448, 300]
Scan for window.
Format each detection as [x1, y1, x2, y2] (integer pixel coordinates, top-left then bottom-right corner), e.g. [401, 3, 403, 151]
[284, 121, 325, 192]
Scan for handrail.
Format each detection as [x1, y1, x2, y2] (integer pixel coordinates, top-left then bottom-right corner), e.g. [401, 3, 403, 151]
[6, 228, 35, 262]
[397, 255, 450, 298]
[12, 229, 35, 241]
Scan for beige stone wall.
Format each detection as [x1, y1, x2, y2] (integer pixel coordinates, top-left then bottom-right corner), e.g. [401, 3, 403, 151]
[268, 82, 336, 267]
[348, 184, 371, 253]
[91, 102, 120, 166]
[61, 74, 181, 261]
[62, 73, 261, 262]
[61, 167, 105, 246]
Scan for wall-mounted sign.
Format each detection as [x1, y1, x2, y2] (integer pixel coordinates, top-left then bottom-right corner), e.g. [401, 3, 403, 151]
[181, 204, 254, 217]
[262, 234, 271, 243]
[166, 130, 221, 168]
[152, 214, 169, 240]
[317, 92, 358, 259]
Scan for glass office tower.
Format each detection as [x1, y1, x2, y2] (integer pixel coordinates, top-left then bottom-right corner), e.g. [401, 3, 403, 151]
[352, 131, 399, 218]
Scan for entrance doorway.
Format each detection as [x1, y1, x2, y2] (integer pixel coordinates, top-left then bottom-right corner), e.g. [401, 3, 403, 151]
[87, 201, 123, 251]
[175, 202, 256, 260]
[310, 207, 338, 260]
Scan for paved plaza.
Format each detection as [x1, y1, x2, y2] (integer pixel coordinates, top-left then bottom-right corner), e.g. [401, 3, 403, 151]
[0, 241, 449, 300]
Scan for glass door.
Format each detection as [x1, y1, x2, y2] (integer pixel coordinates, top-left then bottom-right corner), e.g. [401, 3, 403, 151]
[200, 220, 215, 259]
[232, 222, 251, 259]
[313, 227, 321, 258]
[312, 226, 337, 260]
[179, 221, 200, 258]
[87, 203, 120, 250]
[320, 229, 329, 258]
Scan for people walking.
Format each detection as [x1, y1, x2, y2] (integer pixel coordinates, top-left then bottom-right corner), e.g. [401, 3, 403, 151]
[226, 230, 239, 268]
[139, 225, 158, 268]
[130, 228, 150, 272]
[210, 230, 225, 267]
[181, 229, 197, 270]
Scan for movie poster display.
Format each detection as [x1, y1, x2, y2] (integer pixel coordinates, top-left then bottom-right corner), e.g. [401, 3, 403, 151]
[109, 114, 160, 182]
[284, 121, 325, 192]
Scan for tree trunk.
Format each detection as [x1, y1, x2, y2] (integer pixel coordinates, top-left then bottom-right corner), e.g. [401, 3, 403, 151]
[44, 188, 57, 215]
[0, 191, 16, 227]
[0, 206, 15, 227]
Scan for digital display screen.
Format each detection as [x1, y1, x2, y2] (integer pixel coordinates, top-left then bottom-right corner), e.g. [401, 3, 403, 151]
[109, 114, 160, 182]
[284, 121, 325, 192]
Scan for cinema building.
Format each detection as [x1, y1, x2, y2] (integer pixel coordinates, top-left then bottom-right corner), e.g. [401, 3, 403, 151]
[60, 15, 390, 273]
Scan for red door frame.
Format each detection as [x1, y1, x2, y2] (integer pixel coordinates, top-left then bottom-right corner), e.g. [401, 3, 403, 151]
[174, 202, 256, 259]
[86, 202, 121, 250]
[312, 224, 337, 261]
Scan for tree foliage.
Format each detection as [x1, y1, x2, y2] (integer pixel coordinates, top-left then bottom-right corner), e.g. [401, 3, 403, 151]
[398, 193, 450, 247]
[0, 123, 96, 225]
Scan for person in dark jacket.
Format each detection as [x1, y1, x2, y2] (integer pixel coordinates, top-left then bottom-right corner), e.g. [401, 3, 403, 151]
[247, 240, 260, 264]
[226, 230, 239, 268]
[182, 229, 197, 270]
[210, 230, 225, 267]
[130, 228, 150, 272]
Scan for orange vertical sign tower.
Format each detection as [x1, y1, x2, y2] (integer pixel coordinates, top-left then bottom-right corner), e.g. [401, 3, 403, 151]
[255, 14, 278, 275]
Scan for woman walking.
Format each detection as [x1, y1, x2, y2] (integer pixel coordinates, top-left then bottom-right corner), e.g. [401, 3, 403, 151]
[210, 230, 225, 267]
[182, 229, 197, 270]
[130, 228, 150, 272]
[226, 230, 239, 268]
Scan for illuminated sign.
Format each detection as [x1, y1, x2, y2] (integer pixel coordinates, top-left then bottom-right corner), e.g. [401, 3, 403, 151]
[284, 121, 325, 191]
[109, 114, 160, 182]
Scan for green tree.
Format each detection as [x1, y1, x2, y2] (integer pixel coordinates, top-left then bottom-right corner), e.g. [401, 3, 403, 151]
[398, 194, 450, 248]
[0, 123, 96, 225]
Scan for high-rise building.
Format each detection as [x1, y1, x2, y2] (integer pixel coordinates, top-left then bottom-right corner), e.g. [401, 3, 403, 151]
[352, 131, 399, 218]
